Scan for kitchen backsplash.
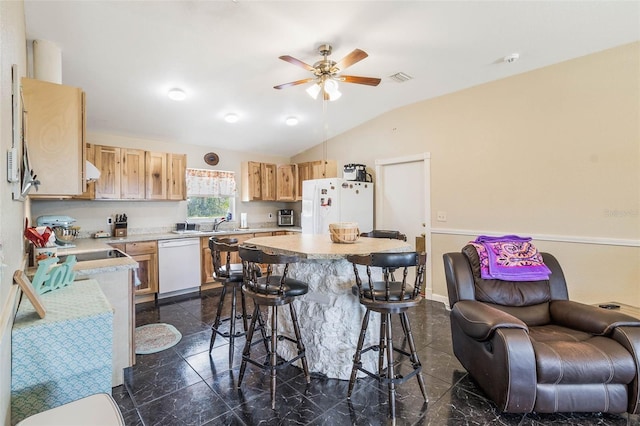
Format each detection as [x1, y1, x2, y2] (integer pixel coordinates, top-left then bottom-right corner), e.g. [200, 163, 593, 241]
[30, 199, 290, 238]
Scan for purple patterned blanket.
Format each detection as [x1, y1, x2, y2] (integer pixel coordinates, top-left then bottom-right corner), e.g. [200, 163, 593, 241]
[470, 235, 551, 281]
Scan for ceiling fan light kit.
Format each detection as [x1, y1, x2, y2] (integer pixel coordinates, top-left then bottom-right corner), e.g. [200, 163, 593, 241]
[274, 44, 381, 100]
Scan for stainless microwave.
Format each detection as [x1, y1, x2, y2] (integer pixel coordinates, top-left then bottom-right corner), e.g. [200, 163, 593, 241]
[277, 209, 294, 226]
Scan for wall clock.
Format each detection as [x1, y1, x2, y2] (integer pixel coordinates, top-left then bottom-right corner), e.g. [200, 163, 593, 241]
[204, 152, 219, 166]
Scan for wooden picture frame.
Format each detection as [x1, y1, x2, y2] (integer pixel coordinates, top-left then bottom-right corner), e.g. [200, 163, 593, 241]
[13, 270, 46, 318]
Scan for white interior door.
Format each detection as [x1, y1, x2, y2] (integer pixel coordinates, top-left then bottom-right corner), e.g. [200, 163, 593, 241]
[375, 153, 432, 298]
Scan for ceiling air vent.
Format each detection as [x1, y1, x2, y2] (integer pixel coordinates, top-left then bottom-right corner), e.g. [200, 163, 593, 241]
[389, 72, 413, 83]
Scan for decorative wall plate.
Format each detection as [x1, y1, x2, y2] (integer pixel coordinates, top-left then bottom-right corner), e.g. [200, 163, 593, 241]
[204, 152, 219, 166]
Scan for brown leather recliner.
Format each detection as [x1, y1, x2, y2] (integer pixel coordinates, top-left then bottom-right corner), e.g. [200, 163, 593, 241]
[443, 245, 640, 414]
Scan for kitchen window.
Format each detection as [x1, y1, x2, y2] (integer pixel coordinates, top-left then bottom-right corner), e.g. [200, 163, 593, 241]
[186, 168, 236, 220]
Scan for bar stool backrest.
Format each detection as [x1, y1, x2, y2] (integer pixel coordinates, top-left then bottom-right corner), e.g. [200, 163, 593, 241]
[239, 246, 299, 296]
[347, 251, 427, 303]
[360, 230, 407, 242]
[209, 237, 239, 278]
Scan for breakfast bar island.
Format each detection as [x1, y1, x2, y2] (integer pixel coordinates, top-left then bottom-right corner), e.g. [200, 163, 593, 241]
[243, 233, 411, 380]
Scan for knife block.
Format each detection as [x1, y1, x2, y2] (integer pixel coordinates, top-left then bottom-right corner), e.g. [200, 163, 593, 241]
[113, 222, 127, 238]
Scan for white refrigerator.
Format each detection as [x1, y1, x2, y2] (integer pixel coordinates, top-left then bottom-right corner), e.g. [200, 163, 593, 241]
[301, 178, 374, 234]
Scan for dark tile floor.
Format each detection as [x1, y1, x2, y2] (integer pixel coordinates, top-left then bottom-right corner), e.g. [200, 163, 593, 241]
[113, 289, 639, 425]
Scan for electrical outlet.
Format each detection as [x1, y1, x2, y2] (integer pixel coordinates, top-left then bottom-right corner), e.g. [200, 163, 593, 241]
[268, 213, 273, 219]
[107, 216, 113, 226]
[437, 211, 447, 222]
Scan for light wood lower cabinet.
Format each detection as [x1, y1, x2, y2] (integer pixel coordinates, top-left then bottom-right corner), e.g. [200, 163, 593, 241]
[111, 241, 158, 299]
[200, 233, 254, 286]
[200, 232, 288, 286]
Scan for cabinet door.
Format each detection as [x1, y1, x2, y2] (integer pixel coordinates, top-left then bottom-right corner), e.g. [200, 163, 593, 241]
[201, 246, 215, 285]
[121, 149, 146, 199]
[296, 162, 312, 201]
[311, 160, 337, 179]
[22, 78, 85, 195]
[167, 153, 187, 200]
[145, 151, 167, 200]
[241, 161, 262, 201]
[277, 164, 297, 201]
[261, 163, 277, 201]
[94, 145, 121, 199]
[73, 143, 95, 199]
[131, 252, 158, 295]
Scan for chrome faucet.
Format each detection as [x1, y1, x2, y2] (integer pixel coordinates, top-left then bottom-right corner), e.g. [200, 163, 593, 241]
[213, 218, 227, 231]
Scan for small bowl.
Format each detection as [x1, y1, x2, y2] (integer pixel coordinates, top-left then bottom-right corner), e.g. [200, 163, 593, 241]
[54, 226, 80, 244]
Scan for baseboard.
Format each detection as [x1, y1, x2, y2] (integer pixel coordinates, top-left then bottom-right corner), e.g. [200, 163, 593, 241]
[429, 293, 451, 310]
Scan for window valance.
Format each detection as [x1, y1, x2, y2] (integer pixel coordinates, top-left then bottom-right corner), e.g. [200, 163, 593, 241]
[186, 168, 236, 197]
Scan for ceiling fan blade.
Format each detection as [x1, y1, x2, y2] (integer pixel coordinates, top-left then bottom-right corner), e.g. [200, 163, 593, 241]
[341, 75, 382, 86]
[279, 55, 315, 72]
[274, 78, 315, 90]
[335, 49, 368, 71]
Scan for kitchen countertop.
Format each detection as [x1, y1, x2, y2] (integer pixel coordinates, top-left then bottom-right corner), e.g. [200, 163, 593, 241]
[244, 233, 411, 260]
[46, 227, 301, 274]
[58, 227, 301, 252]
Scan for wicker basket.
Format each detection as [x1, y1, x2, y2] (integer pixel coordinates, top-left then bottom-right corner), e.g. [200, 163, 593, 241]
[329, 222, 360, 244]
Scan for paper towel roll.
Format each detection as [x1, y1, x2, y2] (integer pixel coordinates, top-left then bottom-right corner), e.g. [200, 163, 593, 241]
[240, 213, 247, 229]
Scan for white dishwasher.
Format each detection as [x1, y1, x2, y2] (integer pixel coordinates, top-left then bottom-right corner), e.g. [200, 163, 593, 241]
[157, 238, 201, 297]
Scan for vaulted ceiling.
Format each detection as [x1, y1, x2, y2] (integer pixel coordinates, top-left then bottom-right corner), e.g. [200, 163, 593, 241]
[23, 1, 640, 157]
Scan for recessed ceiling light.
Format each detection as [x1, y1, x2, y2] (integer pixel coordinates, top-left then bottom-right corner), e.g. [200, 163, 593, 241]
[167, 88, 186, 101]
[224, 113, 239, 123]
[285, 117, 298, 126]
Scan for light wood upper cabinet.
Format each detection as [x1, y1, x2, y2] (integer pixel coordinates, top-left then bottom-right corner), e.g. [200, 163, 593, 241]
[241, 161, 277, 201]
[241, 161, 264, 201]
[277, 164, 298, 201]
[93, 145, 185, 201]
[261, 163, 277, 201]
[22, 78, 86, 196]
[120, 149, 146, 199]
[95, 145, 147, 200]
[145, 151, 167, 200]
[296, 160, 337, 200]
[167, 153, 187, 200]
[94, 145, 121, 199]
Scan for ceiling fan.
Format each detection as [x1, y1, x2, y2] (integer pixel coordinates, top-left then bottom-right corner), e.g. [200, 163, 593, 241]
[274, 44, 381, 101]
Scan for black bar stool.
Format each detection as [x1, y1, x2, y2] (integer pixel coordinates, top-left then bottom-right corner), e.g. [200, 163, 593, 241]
[237, 245, 311, 409]
[208, 237, 251, 366]
[346, 251, 428, 421]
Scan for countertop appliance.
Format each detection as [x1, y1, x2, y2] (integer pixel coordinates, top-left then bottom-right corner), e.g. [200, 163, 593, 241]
[278, 209, 294, 227]
[157, 238, 201, 297]
[36, 215, 76, 228]
[36, 215, 78, 246]
[343, 164, 371, 182]
[301, 178, 373, 235]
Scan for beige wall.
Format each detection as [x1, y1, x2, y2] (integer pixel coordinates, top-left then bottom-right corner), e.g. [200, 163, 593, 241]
[0, 2, 27, 424]
[294, 42, 640, 306]
[30, 132, 295, 234]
